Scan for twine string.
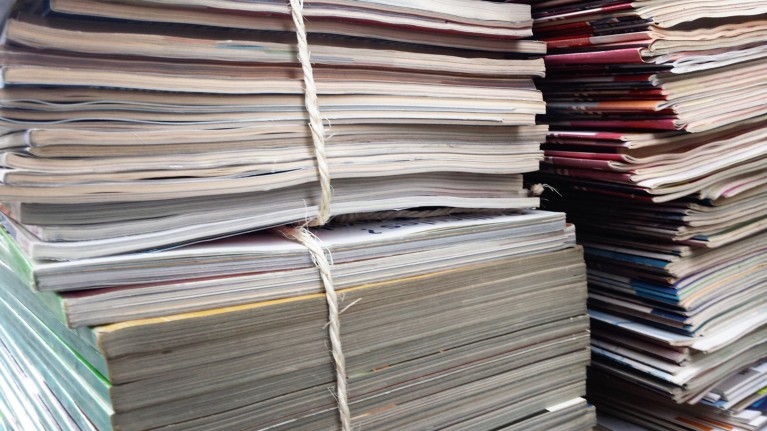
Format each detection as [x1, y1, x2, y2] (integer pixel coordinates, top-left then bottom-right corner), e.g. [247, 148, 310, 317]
[289, 0, 332, 226]
[280, 226, 351, 431]
[284, 3, 532, 429]
[287, 1, 346, 427]
[530, 183, 562, 197]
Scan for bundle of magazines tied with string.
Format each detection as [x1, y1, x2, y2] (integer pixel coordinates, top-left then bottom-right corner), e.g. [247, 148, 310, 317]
[0, 1, 597, 431]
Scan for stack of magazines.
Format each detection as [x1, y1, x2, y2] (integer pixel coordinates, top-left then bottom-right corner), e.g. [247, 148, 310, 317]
[0, 213, 597, 430]
[0, 0, 598, 430]
[0, 0, 548, 259]
[530, 0, 767, 429]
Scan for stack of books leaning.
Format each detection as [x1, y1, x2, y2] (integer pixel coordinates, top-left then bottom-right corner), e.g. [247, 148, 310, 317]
[530, 0, 767, 429]
[0, 0, 596, 430]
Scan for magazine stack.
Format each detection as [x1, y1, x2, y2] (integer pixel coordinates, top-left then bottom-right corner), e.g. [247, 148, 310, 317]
[531, 0, 767, 429]
[0, 1, 596, 430]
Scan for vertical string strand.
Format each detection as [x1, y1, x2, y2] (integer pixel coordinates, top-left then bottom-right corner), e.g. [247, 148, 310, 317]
[289, 0, 332, 226]
[279, 226, 351, 431]
[288, 1, 347, 427]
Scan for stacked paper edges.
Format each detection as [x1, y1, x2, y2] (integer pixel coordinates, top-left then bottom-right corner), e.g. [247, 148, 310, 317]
[0, 1, 598, 430]
[0, 0, 550, 260]
[1, 212, 596, 430]
[530, 0, 767, 429]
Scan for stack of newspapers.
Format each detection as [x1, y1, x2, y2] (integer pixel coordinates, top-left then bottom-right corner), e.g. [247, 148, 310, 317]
[530, 0, 767, 429]
[0, 1, 597, 430]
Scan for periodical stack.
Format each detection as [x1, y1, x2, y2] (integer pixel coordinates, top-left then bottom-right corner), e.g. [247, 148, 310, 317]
[0, 1, 597, 430]
[530, 0, 767, 429]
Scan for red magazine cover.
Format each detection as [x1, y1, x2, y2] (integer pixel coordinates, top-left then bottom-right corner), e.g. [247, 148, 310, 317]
[548, 118, 679, 130]
[545, 47, 645, 65]
[545, 32, 652, 49]
[544, 156, 628, 171]
[544, 150, 629, 162]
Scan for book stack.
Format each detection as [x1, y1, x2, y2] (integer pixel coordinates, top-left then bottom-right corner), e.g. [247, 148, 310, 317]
[0, 1, 598, 430]
[530, 1, 767, 429]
